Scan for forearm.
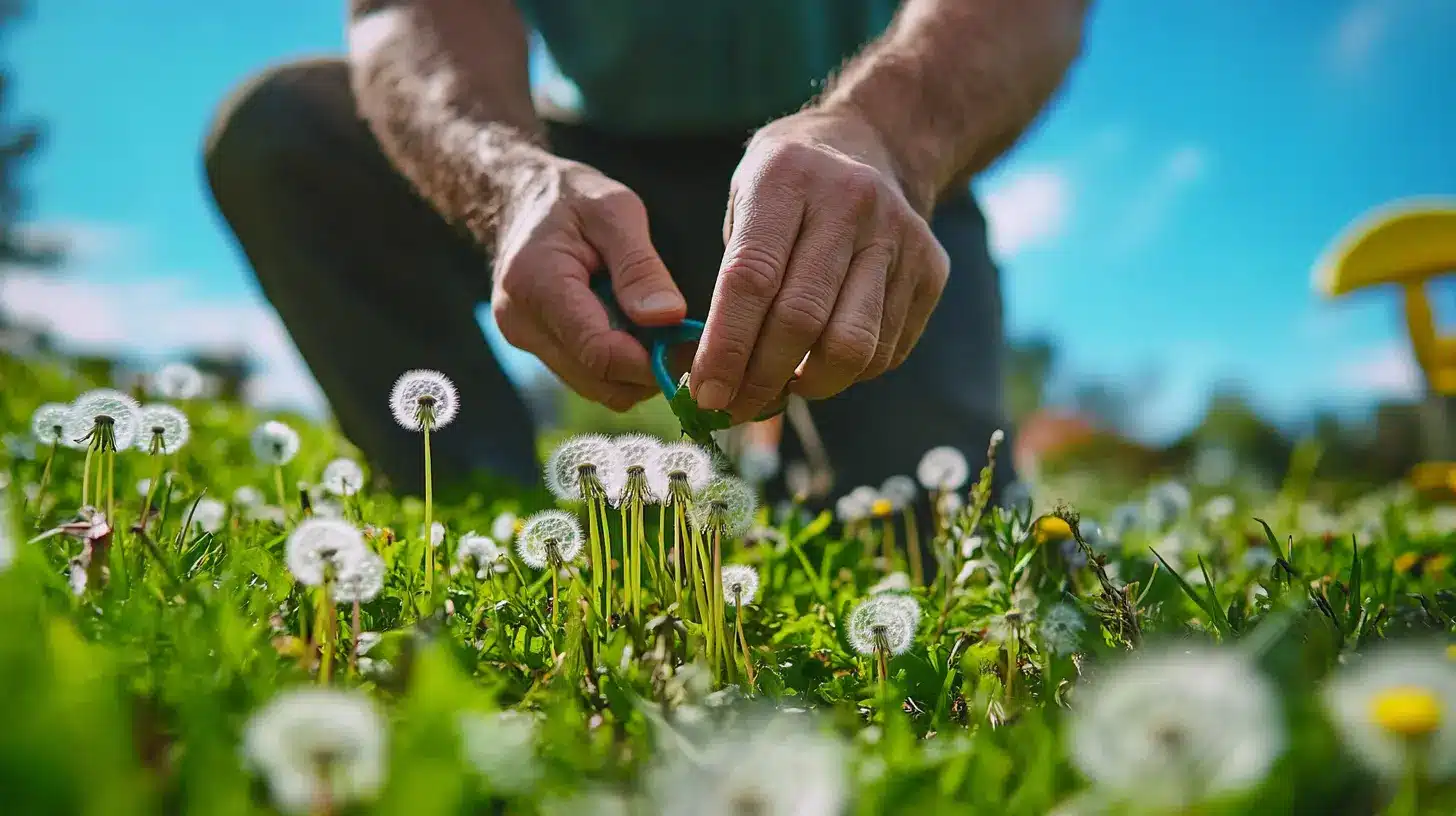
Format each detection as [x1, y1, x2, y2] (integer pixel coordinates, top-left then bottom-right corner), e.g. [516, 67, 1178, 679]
[819, 0, 1088, 214]
[347, 0, 551, 251]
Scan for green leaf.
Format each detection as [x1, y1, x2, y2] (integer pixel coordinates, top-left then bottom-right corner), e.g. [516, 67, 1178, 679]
[1346, 535, 1363, 635]
[667, 373, 731, 453]
[1150, 548, 1226, 639]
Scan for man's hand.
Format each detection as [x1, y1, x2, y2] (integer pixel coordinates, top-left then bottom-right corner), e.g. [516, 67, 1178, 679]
[492, 158, 688, 412]
[690, 109, 950, 422]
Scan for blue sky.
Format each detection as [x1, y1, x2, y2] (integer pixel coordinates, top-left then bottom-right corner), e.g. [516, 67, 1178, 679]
[4, 0, 1454, 440]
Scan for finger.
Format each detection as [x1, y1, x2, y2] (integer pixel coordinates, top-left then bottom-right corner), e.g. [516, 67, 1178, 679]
[581, 191, 687, 327]
[503, 309, 657, 411]
[727, 204, 857, 420]
[525, 271, 656, 388]
[890, 238, 950, 369]
[866, 241, 916, 380]
[691, 181, 804, 411]
[792, 240, 892, 400]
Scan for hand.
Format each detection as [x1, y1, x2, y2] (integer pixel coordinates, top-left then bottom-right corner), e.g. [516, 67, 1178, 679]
[492, 158, 687, 411]
[690, 108, 950, 422]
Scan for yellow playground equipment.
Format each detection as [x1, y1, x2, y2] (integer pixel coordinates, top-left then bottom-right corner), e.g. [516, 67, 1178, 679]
[1314, 197, 1456, 493]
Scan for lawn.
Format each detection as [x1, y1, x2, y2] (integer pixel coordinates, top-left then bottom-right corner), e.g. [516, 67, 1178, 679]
[1, 353, 1454, 815]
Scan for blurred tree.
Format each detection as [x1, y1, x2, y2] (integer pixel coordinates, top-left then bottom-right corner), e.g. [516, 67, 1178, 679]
[0, 0, 60, 273]
[1004, 335, 1056, 422]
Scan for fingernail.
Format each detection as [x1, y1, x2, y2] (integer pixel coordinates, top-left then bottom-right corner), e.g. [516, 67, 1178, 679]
[635, 291, 684, 316]
[696, 379, 732, 411]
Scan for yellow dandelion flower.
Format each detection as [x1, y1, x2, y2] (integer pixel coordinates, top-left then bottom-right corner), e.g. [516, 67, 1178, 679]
[1370, 686, 1444, 738]
[1394, 552, 1421, 574]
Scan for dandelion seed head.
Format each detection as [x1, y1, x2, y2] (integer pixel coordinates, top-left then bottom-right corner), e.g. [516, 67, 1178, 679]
[427, 521, 445, 548]
[151, 362, 205, 400]
[870, 572, 911, 594]
[516, 510, 584, 570]
[31, 403, 79, 448]
[847, 595, 921, 655]
[614, 433, 664, 503]
[68, 389, 142, 450]
[1039, 603, 1085, 656]
[738, 444, 781, 486]
[648, 711, 847, 816]
[1145, 481, 1192, 530]
[389, 369, 459, 431]
[1324, 642, 1456, 780]
[647, 441, 715, 503]
[835, 493, 869, 524]
[721, 564, 760, 606]
[1069, 645, 1284, 809]
[136, 404, 190, 455]
[251, 420, 301, 466]
[331, 552, 386, 604]
[320, 458, 366, 497]
[879, 475, 918, 509]
[457, 532, 504, 578]
[459, 711, 542, 795]
[189, 498, 227, 533]
[690, 476, 757, 538]
[242, 688, 387, 815]
[233, 485, 264, 507]
[285, 518, 368, 587]
[491, 511, 517, 543]
[546, 434, 627, 502]
[916, 446, 969, 491]
[1003, 480, 1033, 518]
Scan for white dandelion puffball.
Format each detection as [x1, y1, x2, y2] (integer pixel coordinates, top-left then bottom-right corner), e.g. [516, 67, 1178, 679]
[190, 498, 227, 533]
[67, 388, 142, 450]
[647, 441, 716, 503]
[1145, 481, 1192, 530]
[835, 493, 869, 524]
[648, 712, 847, 816]
[251, 420, 301, 466]
[1069, 645, 1284, 809]
[1202, 495, 1236, 524]
[242, 688, 387, 815]
[457, 532, 504, 578]
[285, 518, 368, 587]
[614, 433, 665, 502]
[332, 552, 386, 604]
[491, 511, 518, 543]
[459, 711, 542, 795]
[516, 510, 585, 570]
[916, 445, 969, 491]
[847, 595, 921, 656]
[1108, 502, 1143, 541]
[721, 564, 760, 606]
[879, 475, 918, 510]
[870, 572, 911, 595]
[1039, 603, 1086, 656]
[1323, 642, 1456, 780]
[545, 434, 627, 502]
[321, 458, 366, 497]
[135, 404, 191, 455]
[233, 485, 264, 507]
[389, 369, 459, 431]
[690, 476, 758, 538]
[1003, 480, 1033, 518]
[427, 521, 445, 548]
[31, 403, 79, 448]
[151, 361, 205, 400]
[738, 444, 782, 486]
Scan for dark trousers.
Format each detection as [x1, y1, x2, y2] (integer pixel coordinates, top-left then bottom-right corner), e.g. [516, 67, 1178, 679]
[203, 58, 1015, 497]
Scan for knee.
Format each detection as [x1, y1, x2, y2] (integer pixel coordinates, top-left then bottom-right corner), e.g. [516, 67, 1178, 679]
[202, 58, 350, 203]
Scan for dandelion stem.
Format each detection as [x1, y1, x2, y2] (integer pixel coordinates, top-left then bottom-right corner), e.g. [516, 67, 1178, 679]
[735, 600, 756, 688]
[550, 564, 560, 628]
[81, 444, 94, 509]
[139, 454, 162, 534]
[348, 599, 361, 677]
[584, 492, 604, 623]
[905, 508, 923, 587]
[657, 502, 668, 599]
[881, 516, 897, 571]
[596, 496, 614, 626]
[317, 584, 334, 685]
[422, 422, 435, 594]
[29, 441, 57, 515]
[105, 446, 116, 532]
[712, 527, 730, 682]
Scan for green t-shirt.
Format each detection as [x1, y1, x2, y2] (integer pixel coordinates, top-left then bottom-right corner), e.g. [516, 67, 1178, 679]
[517, 0, 898, 135]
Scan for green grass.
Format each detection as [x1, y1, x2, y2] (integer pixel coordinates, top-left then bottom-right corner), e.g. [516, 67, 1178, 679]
[1, 354, 1455, 815]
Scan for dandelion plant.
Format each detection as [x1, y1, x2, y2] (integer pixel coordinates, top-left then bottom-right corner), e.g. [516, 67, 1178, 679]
[389, 369, 459, 593]
[67, 389, 140, 523]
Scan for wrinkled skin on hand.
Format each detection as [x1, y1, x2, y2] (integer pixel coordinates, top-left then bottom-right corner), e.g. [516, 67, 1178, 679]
[690, 108, 951, 423]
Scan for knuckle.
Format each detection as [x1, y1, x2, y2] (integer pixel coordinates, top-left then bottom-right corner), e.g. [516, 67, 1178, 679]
[576, 331, 615, 375]
[838, 166, 882, 205]
[720, 248, 783, 301]
[820, 321, 877, 374]
[773, 292, 832, 342]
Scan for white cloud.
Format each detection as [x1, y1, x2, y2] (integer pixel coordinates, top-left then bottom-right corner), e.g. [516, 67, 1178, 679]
[982, 168, 1071, 259]
[1337, 343, 1421, 397]
[1329, 0, 1392, 72]
[1110, 144, 1210, 253]
[0, 272, 326, 414]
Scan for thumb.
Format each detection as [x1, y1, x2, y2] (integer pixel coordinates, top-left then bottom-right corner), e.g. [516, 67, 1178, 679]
[582, 192, 687, 326]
